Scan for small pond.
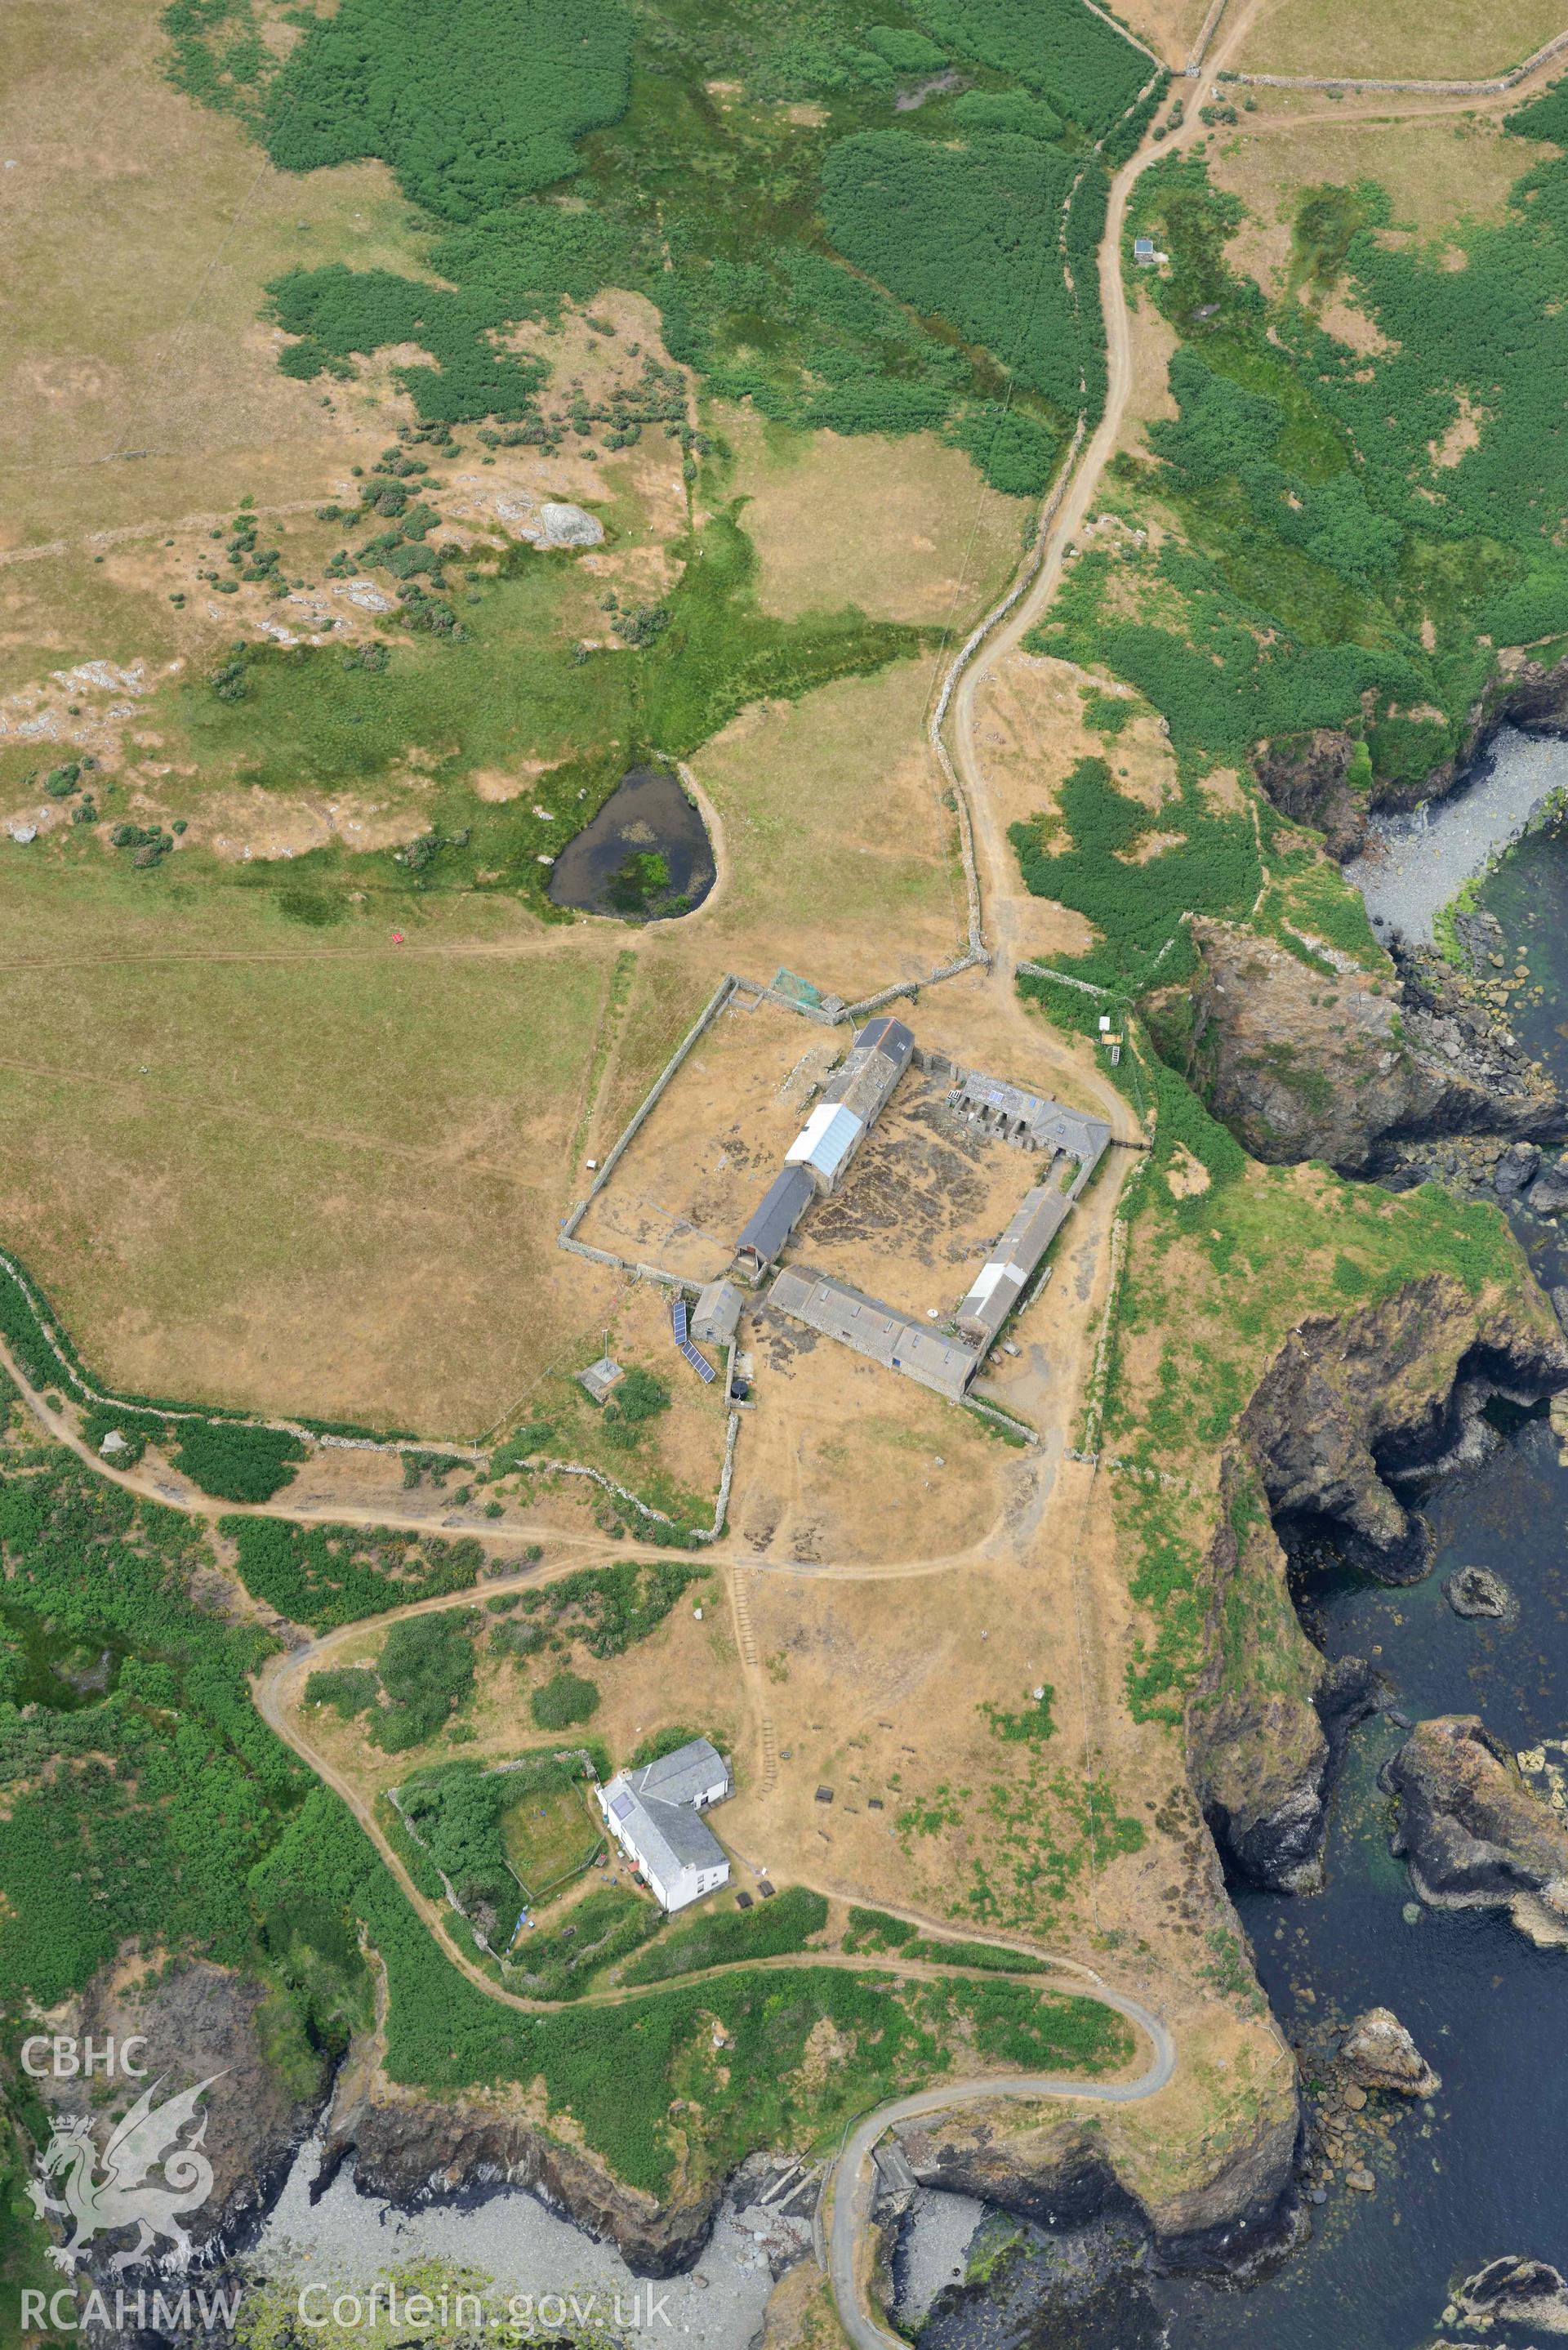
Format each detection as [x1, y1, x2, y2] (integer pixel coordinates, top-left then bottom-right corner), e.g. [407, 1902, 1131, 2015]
[547, 765, 715, 922]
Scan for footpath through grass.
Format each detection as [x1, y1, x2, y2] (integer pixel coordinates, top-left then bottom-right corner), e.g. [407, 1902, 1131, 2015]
[0, 1417, 1132, 2202]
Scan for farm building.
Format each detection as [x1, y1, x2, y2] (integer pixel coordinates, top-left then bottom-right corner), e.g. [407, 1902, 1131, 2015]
[735, 1162, 817, 1281]
[768, 1265, 978, 1402]
[783, 1016, 913, 1194]
[953, 1184, 1071, 1348]
[595, 1736, 732, 1912]
[693, 1278, 744, 1346]
[733, 1016, 915, 1273]
[947, 1072, 1111, 1164]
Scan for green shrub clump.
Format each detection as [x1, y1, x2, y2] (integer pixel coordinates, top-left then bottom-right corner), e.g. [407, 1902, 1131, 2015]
[601, 1367, 670, 1448]
[530, 1670, 600, 1731]
[266, 0, 634, 223]
[621, 1888, 828, 1986]
[305, 1667, 380, 1718]
[170, 1420, 305, 1502]
[372, 1611, 479, 1750]
[225, 1521, 483, 1629]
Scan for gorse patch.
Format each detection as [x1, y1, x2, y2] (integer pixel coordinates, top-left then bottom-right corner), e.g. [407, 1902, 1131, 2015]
[164, 0, 1152, 493]
[1009, 755, 1258, 990]
[225, 1519, 484, 1629]
[266, 0, 635, 223]
[372, 1610, 479, 1751]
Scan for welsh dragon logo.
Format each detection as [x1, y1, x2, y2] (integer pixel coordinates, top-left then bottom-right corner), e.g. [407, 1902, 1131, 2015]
[28, 2074, 224, 2274]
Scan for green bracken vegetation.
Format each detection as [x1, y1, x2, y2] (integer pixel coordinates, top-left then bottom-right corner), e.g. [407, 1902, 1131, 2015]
[163, 0, 1156, 495]
[226, 1520, 486, 1629]
[371, 1610, 480, 1750]
[0, 1413, 1130, 2201]
[1041, 110, 1568, 804]
[1007, 109, 1568, 1723]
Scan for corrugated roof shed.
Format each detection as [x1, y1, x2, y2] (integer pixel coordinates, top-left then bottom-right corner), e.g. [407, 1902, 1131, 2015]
[785, 1099, 864, 1189]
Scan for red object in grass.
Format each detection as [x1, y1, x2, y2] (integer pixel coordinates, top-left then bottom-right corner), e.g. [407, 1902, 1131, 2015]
[391, 931, 405, 943]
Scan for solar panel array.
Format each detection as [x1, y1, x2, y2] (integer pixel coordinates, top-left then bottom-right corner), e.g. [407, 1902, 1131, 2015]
[671, 1296, 717, 1383]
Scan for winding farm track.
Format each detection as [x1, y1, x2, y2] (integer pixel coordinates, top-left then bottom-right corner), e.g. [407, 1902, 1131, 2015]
[11, 7, 1559, 2331]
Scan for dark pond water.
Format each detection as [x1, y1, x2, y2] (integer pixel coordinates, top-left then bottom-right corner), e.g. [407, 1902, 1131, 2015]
[546, 765, 715, 921]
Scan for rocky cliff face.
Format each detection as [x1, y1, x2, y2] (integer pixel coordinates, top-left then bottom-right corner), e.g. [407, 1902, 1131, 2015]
[30, 1960, 330, 2286]
[319, 2080, 718, 2276]
[1188, 1275, 1566, 1898]
[1253, 731, 1365, 862]
[895, 2091, 1303, 2277]
[1184, 1457, 1343, 1893]
[1254, 649, 1568, 855]
[1239, 1273, 1568, 1580]
[1386, 1714, 1568, 1946]
[1187, 921, 1567, 1176]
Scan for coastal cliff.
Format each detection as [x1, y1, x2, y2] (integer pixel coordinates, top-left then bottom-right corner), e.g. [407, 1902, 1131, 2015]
[1189, 1274, 1568, 1892]
[318, 2078, 719, 2275]
[1187, 920, 1567, 1176]
[1253, 646, 1568, 857]
[893, 2086, 1303, 2277]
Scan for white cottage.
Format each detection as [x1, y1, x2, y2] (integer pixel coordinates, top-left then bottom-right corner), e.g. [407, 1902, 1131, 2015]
[596, 1737, 731, 1911]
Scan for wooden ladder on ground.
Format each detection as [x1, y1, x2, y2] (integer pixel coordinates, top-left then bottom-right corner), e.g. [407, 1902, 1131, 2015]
[729, 1571, 778, 1792]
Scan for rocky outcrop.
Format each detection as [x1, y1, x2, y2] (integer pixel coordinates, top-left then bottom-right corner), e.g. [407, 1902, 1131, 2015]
[1385, 1715, 1568, 1946]
[319, 2081, 718, 2276]
[1256, 651, 1568, 860]
[1191, 1276, 1565, 1895]
[1186, 1460, 1375, 1892]
[1240, 1275, 1568, 1581]
[893, 2090, 1303, 2278]
[1253, 730, 1365, 861]
[31, 1960, 329, 2276]
[1188, 921, 1567, 1175]
[1443, 1565, 1514, 1619]
[1457, 2255, 1568, 2334]
[1339, 2009, 1440, 2098]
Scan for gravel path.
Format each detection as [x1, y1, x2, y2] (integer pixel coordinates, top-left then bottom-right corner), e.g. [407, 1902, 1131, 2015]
[1344, 727, 1568, 946]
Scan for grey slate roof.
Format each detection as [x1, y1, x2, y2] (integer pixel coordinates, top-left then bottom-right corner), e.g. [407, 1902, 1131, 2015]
[821, 1016, 914, 1131]
[768, 1264, 978, 1401]
[603, 1737, 730, 1889]
[955, 1181, 1072, 1344]
[736, 1161, 816, 1269]
[627, 1736, 728, 1806]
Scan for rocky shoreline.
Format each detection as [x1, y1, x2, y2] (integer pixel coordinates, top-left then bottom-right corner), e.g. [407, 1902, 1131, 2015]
[1187, 1273, 1568, 1907]
[1185, 916, 1568, 1180]
[1254, 644, 1568, 865]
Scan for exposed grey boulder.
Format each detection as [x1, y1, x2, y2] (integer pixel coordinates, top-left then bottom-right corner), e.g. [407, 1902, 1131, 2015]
[1386, 1715, 1568, 1945]
[537, 502, 604, 548]
[1458, 2256, 1568, 2334]
[1494, 1140, 1542, 1197]
[1443, 1565, 1514, 1620]
[1530, 1154, 1568, 1215]
[1339, 2008, 1440, 2098]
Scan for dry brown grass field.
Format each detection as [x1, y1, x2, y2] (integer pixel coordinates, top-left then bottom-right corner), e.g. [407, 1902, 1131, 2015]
[1233, 0, 1567, 80]
[720, 407, 1027, 628]
[1209, 108, 1550, 305]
